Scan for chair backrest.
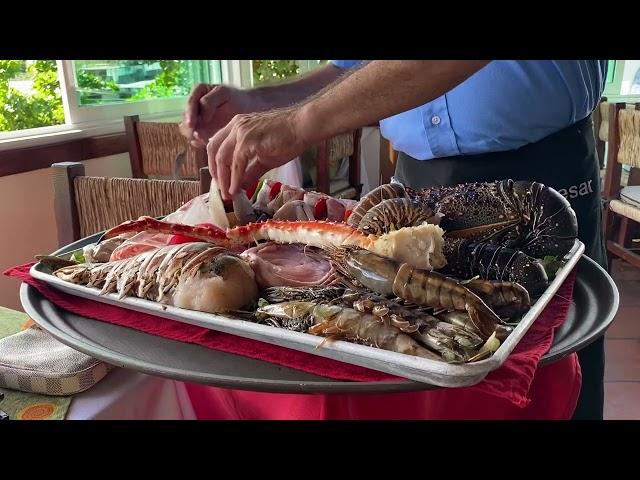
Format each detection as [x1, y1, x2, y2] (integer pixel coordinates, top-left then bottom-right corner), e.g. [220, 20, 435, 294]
[313, 130, 362, 199]
[618, 107, 640, 169]
[124, 115, 207, 179]
[602, 102, 640, 201]
[52, 162, 211, 247]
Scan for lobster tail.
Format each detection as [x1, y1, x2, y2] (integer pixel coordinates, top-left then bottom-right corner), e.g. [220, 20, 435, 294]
[443, 239, 549, 297]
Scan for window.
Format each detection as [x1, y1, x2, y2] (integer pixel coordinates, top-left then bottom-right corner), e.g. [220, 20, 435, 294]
[61, 60, 221, 125]
[0, 60, 223, 143]
[603, 60, 640, 100]
[72, 60, 216, 106]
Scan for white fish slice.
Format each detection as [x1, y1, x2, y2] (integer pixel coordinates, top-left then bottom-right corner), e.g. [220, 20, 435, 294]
[208, 177, 230, 229]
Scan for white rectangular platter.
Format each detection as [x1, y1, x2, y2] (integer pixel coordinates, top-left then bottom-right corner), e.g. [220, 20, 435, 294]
[30, 240, 584, 388]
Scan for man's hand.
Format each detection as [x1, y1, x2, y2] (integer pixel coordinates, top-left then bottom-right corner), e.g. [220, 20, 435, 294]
[180, 65, 345, 150]
[203, 61, 489, 199]
[179, 84, 254, 148]
[207, 108, 312, 199]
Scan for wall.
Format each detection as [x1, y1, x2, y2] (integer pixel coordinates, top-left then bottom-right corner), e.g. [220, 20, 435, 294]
[0, 153, 131, 311]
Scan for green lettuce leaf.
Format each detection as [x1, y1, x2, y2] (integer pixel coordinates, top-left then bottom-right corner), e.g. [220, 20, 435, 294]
[70, 250, 85, 264]
[541, 256, 564, 279]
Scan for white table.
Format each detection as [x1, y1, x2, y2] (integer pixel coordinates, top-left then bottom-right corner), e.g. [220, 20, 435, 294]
[67, 368, 196, 420]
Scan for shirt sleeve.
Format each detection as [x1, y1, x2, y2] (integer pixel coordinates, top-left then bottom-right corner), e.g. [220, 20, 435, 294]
[329, 60, 363, 69]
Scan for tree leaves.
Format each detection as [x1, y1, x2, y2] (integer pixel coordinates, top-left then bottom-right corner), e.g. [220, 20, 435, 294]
[0, 60, 64, 132]
[252, 60, 300, 85]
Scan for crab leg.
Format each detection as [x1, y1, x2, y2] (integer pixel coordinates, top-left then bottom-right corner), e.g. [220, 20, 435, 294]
[102, 217, 447, 271]
[102, 216, 232, 246]
[228, 220, 447, 271]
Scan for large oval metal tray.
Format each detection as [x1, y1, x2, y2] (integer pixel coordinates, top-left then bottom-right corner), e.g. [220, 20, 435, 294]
[20, 235, 618, 393]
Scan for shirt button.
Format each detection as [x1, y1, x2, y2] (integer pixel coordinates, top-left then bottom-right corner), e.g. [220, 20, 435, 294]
[431, 115, 441, 125]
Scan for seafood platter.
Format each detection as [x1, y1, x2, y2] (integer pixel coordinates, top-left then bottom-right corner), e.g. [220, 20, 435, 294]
[31, 178, 584, 387]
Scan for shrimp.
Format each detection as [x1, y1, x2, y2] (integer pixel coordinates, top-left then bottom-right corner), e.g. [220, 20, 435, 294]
[329, 246, 503, 339]
[308, 304, 442, 361]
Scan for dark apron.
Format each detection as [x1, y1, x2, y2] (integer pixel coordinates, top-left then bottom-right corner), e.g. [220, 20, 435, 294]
[394, 115, 606, 420]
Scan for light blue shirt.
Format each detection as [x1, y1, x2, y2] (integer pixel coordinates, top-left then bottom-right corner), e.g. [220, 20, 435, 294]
[330, 60, 608, 160]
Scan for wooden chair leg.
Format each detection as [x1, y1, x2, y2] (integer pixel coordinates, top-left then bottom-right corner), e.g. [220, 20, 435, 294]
[618, 217, 632, 248]
[603, 205, 618, 273]
[607, 248, 615, 273]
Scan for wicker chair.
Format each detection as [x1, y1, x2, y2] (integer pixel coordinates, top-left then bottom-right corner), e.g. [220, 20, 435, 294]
[127, 114, 362, 198]
[306, 130, 363, 199]
[602, 102, 640, 271]
[52, 162, 211, 247]
[124, 115, 208, 180]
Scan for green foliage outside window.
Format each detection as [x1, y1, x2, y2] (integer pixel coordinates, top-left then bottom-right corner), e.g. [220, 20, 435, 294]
[0, 60, 65, 132]
[0, 60, 199, 130]
[252, 60, 327, 85]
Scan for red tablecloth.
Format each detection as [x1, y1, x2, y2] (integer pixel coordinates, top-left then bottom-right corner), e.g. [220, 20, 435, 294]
[5, 263, 581, 419]
[184, 353, 581, 419]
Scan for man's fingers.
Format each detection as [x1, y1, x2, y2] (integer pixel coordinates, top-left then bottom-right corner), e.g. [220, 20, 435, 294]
[185, 84, 210, 128]
[191, 139, 205, 149]
[215, 132, 238, 200]
[207, 123, 232, 182]
[229, 144, 253, 196]
[192, 131, 208, 148]
[200, 85, 230, 112]
[208, 122, 233, 161]
[206, 139, 218, 182]
[179, 117, 193, 140]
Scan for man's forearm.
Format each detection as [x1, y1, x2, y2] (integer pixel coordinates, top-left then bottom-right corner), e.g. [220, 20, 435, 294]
[297, 60, 490, 143]
[249, 64, 346, 111]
